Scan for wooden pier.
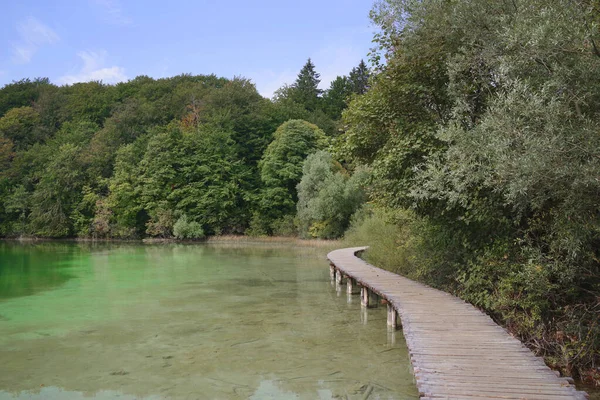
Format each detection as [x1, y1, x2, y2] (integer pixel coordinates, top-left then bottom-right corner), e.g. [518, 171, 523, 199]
[327, 247, 589, 400]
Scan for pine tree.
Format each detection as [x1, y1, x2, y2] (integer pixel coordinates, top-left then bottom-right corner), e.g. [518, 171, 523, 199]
[348, 60, 370, 95]
[291, 58, 322, 111]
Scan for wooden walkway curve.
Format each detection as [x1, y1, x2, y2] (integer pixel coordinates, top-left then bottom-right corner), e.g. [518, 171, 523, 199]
[327, 247, 589, 400]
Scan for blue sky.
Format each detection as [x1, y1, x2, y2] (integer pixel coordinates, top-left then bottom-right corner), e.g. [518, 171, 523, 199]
[0, 0, 376, 97]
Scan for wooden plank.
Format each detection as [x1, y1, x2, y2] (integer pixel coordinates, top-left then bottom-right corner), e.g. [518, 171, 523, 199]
[327, 247, 588, 400]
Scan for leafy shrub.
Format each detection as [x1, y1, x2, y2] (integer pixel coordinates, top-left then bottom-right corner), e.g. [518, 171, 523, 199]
[296, 150, 368, 239]
[245, 212, 269, 237]
[270, 215, 297, 237]
[173, 215, 205, 240]
[344, 206, 430, 279]
[345, 205, 600, 382]
[145, 207, 174, 238]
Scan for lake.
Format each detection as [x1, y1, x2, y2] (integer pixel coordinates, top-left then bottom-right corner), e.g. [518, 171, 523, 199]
[0, 241, 418, 400]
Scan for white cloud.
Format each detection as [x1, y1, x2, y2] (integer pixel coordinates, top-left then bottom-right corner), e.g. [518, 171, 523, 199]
[11, 17, 60, 64]
[93, 0, 132, 25]
[58, 50, 128, 85]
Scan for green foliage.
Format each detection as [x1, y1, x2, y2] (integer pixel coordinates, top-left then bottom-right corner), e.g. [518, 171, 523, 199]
[296, 151, 368, 239]
[339, 0, 600, 380]
[289, 58, 322, 112]
[0, 106, 46, 149]
[0, 68, 365, 243]
[61, 81, 117, 125]
[145, 205, 174, 238]
[0, 78, 52, 117]
[344, 205, 465, 286]
[322, 76, 352, 120]
[270, 215, 297, 237]
[173, 215, 205, 240]
[0, 135, 14, 174]
[258, 120, 328, 229]
[245, 212, 269, 237]
[348, 60, 370, 95]
[29, 143, 84, 237]
[70, 185, 100, 237]
[320, 60, 372, 121]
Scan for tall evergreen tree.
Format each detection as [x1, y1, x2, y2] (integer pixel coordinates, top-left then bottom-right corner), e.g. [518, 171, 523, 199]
[291, 58, 322, 112]
[348, 60, 370, 95]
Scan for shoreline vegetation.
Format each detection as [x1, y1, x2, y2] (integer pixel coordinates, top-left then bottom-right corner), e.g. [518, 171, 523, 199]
[0, 235, 340, 248]
[1, 0, 598, 388]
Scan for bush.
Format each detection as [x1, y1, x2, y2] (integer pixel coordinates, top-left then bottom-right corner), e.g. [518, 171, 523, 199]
[145, 207, 174, 238]
[344, 205, 600, 383]
[296, 151, 368, 239]
[173, 215, 205, 240]
[270, 215, 297, 237]
[344, 206, 426, 278]
[245, 212, 269, 237]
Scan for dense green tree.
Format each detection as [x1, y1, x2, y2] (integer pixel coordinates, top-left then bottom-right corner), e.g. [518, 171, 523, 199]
[29, 143, 84, 237]
[296, 151, 368, 238]
[338, 45, 448, 209]
[341, 0, 600, 379]
[258, 120, 328, 229]
[289, 59, 322, 112]
[319, 60, 372, 121]
[322, 76, 352, 120]
[0, 107, 46, 149]
[104, 139, 148, 238]
[348, 60, 370, 95]
[0, 136, 14, 174]
[0, 73, 283, 238]
[0, 78, 52, 117]
[59, 82, 116, 125]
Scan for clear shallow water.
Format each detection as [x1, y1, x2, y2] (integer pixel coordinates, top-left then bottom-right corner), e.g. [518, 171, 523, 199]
[0, 241, 418, 400]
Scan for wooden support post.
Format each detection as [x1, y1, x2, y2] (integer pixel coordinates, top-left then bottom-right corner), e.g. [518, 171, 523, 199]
[387, 303, 399, 329]
[347, 277, 359, 294]
[360, 286, 368, 307]
[335, 270, 344, 284]
[329, 264, 335, 280]
[368, 289, 379, 308]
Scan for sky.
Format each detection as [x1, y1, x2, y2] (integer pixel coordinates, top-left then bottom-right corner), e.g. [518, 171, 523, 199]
[0, 0, 377, 98]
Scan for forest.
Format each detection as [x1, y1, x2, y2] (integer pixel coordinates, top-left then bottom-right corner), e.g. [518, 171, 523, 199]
[0, 0, 598, 386]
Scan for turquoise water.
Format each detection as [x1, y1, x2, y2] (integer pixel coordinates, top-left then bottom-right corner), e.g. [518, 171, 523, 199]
[0, 241, 418, 399]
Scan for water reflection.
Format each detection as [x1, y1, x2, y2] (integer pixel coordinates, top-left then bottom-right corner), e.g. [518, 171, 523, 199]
[0, 242, 75, 299]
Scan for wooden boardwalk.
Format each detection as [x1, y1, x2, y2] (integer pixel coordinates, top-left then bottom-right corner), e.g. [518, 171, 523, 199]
[327, 247, 589, 400]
